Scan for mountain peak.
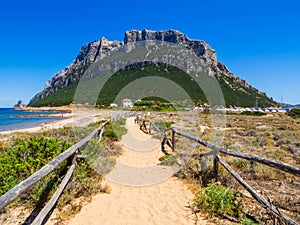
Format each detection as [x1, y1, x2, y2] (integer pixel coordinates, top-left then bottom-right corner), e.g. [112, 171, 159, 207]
[28, 29, 274, 107]
[124, 29, 192, 45]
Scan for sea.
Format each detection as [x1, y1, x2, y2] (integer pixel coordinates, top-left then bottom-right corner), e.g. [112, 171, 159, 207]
[0, 108, 64, 132]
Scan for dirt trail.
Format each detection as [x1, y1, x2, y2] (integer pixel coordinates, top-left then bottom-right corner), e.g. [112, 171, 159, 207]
[66, 117, 210, 225]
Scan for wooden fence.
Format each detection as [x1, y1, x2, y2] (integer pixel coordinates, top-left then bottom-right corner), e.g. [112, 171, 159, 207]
[142, 120, 300, 225]
[0, 110, 135, 224]
[1, 115, 298, 224]
[139, 120, 162, 134]
[0, 121, 108, 225]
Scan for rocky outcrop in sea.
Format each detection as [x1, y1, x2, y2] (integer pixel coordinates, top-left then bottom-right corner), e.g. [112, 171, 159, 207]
[14, 100, 26, 109]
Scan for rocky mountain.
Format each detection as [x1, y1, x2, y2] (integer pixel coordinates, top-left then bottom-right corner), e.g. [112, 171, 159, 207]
[29, 37, 122, 105]
[28, 29, 273, 107]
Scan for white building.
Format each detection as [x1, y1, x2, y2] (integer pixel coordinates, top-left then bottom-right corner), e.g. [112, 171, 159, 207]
[110, 103, 118, 108]
[121, 98, 133, 108]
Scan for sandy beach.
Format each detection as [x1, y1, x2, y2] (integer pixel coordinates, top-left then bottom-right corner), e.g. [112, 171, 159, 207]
[14, 105, 73, 112]
[0, 112, 73, 136]
[0, 107, 112, 139]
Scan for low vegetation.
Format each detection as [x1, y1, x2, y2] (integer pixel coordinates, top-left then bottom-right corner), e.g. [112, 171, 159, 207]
[0, 137, 72, 197]
[241, 111, 266, 116]
[133, 99, 176, 112]
[194, 182, 242, 218]
[162, 111, 300, 224]
[0, 118, 127, 223]
[288, 108, 300, 119]
[154, 120, 175, 130]
[158, 154, 178, 166]
[103, 118, 127, 141]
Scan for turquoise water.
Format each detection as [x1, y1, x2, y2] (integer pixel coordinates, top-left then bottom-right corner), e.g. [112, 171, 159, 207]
[0, 108, 64, 132]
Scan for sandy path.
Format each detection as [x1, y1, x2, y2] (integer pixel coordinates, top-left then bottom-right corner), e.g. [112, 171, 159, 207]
[67, 117, 209, 225]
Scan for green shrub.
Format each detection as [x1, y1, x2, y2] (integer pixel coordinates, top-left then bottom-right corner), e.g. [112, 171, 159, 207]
[240, 217, 260, 225]
[103, 119, 127, 141]
[80, 139, 104, 165]
[228, 158, 249, 170]
[194, 183, 242, 218]
[0, 124, 118, 211]
[103, 129, 118, 141]
[154, 121, 175, 130]
[133, 98, 176, 112]
[0, 137, 72, 198]
[241, 111, 266, 116]
[159, 154, 178, 166]
[165, 121, 175, 128]
[288, 108, 300, 119]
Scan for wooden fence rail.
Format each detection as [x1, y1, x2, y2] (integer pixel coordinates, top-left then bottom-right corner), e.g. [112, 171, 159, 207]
[217, 156, 298, 225]
[147, 119, 300, 225]
[150, 121, 162, 133]
[31, 164, 76, 225]
[111, 111, 135, 122]
[171, 128, 300, 177]
[0, 121, 108, 211]
[139, 119, 168, 135]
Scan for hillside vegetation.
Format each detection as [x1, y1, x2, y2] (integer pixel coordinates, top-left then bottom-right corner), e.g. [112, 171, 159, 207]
[288, 108, 300, 119]
[30, 63, 276, 107]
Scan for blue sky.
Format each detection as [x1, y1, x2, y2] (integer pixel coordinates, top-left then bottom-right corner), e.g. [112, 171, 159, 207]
[0, 0, 299, 107]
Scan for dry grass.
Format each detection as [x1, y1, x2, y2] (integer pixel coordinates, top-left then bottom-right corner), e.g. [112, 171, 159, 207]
[174, 112, 300, 224]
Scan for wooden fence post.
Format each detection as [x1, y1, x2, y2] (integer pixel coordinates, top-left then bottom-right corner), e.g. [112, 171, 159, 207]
[98, 126, 105, 142]
[171, 129, 175, 151]
[161, 128, 167, 154]
[161, 138, 166, 154]
[213, 149, 219, 181]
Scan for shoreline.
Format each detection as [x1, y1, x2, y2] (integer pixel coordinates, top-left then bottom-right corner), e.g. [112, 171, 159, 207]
[13, 105, 73, 112]
[0, 107, 111, 138]
[0, 106, 74, 136]
[0, 113, 73, 136]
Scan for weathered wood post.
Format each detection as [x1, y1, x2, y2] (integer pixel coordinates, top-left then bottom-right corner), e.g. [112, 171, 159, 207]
[31, 164, 76, 225]
[213, 149, 219, 181]
[171, 129, 175, 151]
[140, 120, 145, 131]
[71, 151, 78, 166]
[161, 128, 167, 154]
[144, 121, 147, 133]
[97, 125, 105, 142]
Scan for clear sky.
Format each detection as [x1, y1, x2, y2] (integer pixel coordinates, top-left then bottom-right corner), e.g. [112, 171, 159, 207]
[0, 0, 299, 107]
